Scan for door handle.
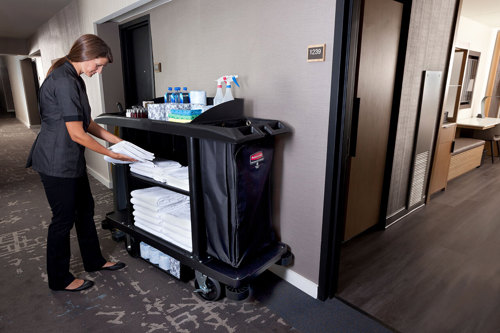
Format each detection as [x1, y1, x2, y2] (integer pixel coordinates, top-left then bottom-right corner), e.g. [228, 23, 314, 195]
[350, 97, 361, 157]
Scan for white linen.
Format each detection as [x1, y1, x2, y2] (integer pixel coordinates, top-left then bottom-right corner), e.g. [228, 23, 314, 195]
[130, 186, 188, 207]
[135, 220, 192, 252]
[104, 140, 154, 164]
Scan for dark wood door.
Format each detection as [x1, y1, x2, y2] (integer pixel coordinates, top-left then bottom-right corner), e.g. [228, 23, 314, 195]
[120, 16, 155, 108]
[344, 0, 403, 240]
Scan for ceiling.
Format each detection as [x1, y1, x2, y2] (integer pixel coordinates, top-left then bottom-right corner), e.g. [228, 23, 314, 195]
[0, 0, 498, 40]
[461, 0, 500, 28]
[0, 0, 73, 39]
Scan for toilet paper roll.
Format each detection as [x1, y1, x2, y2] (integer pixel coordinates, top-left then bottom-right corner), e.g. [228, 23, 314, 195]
[189, 91, 207, 105]
[140, 242, 151, 259]
[158, 253, 171, 271]
[149, 248, 160, 264]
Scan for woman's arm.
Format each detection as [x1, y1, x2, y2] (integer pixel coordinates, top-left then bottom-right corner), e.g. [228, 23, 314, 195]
[87, 119, 122, 144]
[65, 121, 136, 162]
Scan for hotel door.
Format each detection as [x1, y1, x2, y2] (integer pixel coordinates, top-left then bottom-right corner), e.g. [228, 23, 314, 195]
[344, 0, 403, 240]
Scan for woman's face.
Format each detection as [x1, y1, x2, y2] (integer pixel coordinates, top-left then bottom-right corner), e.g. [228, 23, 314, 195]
[80, 57, 109, 77]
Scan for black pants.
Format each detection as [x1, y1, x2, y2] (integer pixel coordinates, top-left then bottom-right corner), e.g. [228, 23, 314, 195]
[40, 173, 106, 290]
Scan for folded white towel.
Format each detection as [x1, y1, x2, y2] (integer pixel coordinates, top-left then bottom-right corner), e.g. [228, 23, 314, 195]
[159, 212, 191, 231]
[166, 167, 189, 180]
[129, 159, 184, 184]
[135, 221, 192, 252]
[132, 200, 191, 229]
[130, 187, 188, 207]
[104, 155, 131, 164]
[112, 141, 154, 160]
[104, 141, 154, 164]
[132, 209, 161, 226]
[129, 167, 151, 178]
[133, 216, 163, 233]
[162, 224, 192, 244]
[160, 199, 191, 220]
[160, 167, 189, 191]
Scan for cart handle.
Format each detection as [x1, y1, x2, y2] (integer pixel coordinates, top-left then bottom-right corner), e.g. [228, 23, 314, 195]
[262, 121, 290, 136]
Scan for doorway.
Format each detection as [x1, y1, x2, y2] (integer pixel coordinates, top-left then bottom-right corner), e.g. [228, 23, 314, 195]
[317, 0, 411, 300]
[343, 0, 404, 241]
[120, 15, 155, 108]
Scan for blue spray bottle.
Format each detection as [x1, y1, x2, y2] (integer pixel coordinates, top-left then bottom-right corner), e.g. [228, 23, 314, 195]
[221, 75, 240, 103]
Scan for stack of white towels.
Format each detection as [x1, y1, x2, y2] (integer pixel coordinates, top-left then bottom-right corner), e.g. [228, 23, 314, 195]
[131, 186, 192, 252]
[104, 140, 155, 164]
[130, 159, 190, 192]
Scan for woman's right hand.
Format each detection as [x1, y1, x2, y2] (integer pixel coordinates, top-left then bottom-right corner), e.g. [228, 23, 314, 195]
[111, 151, 137, 162]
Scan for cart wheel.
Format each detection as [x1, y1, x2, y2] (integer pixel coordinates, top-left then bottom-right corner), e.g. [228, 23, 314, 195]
[278, 250, 294, 266]
[194, 271, 224, 301]
[225, 285, 249, 301]
[124, 234, 140, 258]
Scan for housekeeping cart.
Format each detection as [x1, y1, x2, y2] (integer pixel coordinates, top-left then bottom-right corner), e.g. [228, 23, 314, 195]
[96, 99, 293, 301]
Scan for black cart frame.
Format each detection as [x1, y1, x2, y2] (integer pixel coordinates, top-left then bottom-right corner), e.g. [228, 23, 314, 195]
[96, 99, 292, 300]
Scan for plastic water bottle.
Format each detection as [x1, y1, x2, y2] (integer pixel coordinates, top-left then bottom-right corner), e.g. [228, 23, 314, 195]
[179, 87, 190, 110]
[180, 87, 190, 104]
[164, 87, 173, 103]
[172, 87, 181, 103]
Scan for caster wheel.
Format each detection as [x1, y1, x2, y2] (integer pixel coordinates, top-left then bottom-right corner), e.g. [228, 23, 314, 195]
[112, 229, 126, 242]
[278, 251, 294, 266]
[194, 271, 224, 301]
[124, 234, 140, 257]
[225, 285, 249, 301]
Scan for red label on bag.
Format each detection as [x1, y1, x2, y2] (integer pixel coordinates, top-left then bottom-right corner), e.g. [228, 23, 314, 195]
[250, 151, 264, 169]
[250, 151, 263, 162]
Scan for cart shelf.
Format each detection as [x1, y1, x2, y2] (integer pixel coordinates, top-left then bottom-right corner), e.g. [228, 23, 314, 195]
[104, 210, 288, 288]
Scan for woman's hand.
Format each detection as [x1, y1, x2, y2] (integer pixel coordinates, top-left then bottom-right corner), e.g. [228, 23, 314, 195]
[110, 151, 137, 162]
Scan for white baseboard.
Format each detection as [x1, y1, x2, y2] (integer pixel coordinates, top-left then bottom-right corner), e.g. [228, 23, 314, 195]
[268, 265, 318, 299]
[87, 166, 113, 189]
[17, 117, 31, 128]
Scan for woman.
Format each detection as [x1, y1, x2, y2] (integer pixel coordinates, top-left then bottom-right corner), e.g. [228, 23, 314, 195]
[27, 34, 135, 292]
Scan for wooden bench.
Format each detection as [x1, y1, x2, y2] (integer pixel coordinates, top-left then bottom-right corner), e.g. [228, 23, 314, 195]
[447, 137, 485, 181]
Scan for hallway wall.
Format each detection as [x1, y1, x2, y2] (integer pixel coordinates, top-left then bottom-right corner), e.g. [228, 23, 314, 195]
[5, 56, 30, 127]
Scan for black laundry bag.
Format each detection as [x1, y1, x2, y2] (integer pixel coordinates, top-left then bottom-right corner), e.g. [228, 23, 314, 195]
[199, 136, 276, 268]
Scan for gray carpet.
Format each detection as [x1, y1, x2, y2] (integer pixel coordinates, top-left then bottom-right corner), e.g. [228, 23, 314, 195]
[0, 117, 393, 333]
[0, 118, 294, 332]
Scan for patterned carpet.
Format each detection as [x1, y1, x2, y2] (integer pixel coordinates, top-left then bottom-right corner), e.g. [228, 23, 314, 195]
[0, 117, 296, 333]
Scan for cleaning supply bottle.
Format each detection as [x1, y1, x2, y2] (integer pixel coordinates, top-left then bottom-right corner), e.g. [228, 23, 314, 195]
[221, 75, 240, 103]
[214, 77, 224, 106]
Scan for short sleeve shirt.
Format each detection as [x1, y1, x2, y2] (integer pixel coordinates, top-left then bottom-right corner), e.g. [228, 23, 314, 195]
[27, 61, 91, 178]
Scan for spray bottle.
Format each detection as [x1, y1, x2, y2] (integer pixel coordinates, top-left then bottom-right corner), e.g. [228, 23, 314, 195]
[214, 77, 225, 106]
[221, 75, 240, 103]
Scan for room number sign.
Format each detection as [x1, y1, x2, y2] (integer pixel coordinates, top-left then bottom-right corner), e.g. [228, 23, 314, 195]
[307, 44, 326, 62]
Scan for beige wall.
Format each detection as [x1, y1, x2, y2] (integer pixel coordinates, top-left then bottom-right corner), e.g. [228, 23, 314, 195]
[6, 56, 30, 126]
[147, 0, 334, 290]
[22, 0, 335, 296]
[455, 16, 498, 119]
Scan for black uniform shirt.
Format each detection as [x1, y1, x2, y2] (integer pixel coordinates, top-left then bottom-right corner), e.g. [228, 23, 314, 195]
[27, 61, 91, 178]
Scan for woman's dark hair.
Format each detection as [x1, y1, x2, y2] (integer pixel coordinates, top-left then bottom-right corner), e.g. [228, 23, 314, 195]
[47, 34, 113, 76]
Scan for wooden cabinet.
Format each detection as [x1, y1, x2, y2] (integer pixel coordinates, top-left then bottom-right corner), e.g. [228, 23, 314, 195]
[428, 123, 457, 195]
